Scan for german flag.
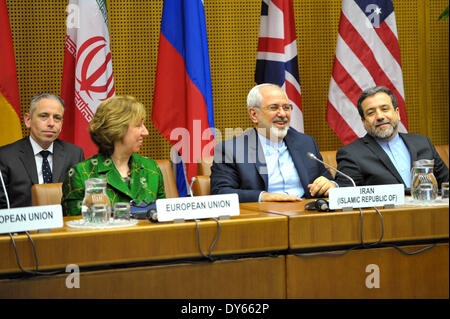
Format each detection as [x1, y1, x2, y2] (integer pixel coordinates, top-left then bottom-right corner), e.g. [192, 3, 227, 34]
[0, 0, 22, 147]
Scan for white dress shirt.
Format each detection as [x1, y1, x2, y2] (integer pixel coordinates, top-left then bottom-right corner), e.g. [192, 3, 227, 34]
[29, 136, 54, 184]
[257, 133, 304, 201]
[376, 133, 411, 187]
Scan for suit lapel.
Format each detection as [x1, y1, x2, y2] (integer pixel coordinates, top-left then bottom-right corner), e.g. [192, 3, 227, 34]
[284, 130, 310, 192]
[125, 155, 158, 201]
[249, 129, 268, 189]
[399, 133, 418, 163]
[18, 138, 39, 184]
[129, 158, 141, 199]
[52, 140, 65, 182]
[363, 134, 404, 184]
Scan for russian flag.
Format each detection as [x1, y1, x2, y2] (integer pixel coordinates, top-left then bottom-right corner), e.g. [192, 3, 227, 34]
[152, 0, 215, 196]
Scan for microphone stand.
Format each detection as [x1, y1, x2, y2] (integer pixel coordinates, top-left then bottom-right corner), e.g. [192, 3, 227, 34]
[307, 152, 356, 187]
[188, 177, 196, 197]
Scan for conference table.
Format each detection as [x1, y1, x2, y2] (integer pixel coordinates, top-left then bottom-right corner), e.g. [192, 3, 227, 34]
[241, 201, 449, 298]
[0, 200, 448, 299]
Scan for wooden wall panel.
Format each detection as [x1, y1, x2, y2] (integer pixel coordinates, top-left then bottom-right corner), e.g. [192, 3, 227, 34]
[0, 255, 286, 299]
[287, 244, 449, 298]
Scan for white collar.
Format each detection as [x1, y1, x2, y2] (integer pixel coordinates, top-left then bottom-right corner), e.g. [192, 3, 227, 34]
[29, 136, 54, 156]
[256, 131, 284, 149]
[376, 132, 401, 147]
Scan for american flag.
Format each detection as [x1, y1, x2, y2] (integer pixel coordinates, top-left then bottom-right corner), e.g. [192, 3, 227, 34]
[327, 0, 408, 145]
[255, 0, 303, 133]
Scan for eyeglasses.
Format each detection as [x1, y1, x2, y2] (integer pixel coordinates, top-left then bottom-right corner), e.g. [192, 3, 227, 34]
[262, 104, 293, 112]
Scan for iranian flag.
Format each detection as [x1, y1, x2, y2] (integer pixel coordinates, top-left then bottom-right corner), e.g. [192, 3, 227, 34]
[60, 0, 115, 158]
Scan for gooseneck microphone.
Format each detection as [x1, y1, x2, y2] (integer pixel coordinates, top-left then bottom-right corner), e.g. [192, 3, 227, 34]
[306, 152, 356, 187]
[188, 176, 197, 197]
[0, 168, 11, 210]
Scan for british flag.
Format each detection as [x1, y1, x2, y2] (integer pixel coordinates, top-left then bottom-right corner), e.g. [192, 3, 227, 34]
[327, 0, 408, 145]
[255, 0, 304, 133]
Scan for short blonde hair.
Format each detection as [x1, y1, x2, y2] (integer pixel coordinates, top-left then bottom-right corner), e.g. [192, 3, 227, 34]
[89, 96, 146, 156]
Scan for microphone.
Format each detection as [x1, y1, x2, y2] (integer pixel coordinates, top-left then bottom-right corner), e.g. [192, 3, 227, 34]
[0, 168, 11, 210]
[305, 198, 330, 212]
[306, 152, 356, 187]
[188, 176, 197, 197]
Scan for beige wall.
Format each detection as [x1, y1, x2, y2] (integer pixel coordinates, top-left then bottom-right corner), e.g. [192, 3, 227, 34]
[8, 0, 449, 159]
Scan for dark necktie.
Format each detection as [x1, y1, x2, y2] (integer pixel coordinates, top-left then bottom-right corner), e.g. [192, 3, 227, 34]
[40, 150, 52, 184]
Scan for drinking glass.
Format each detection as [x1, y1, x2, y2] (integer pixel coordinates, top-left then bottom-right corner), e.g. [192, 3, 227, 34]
[441, 182, 449, 199]
[418, 183, 437, 201]
[113, 202, 131, 221]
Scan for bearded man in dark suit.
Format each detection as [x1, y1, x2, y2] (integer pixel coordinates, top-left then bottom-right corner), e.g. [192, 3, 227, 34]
[336, 86, 448, 190]
[0, 93, 84, 208]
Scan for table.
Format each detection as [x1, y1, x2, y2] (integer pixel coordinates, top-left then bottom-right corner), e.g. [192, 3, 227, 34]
[0, 208, 288, 298]
[241, 201, 449, 298]
[1, 201, 448, 298]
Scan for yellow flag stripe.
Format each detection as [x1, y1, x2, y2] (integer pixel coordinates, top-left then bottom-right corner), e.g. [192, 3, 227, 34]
[0, 92, 22, 147]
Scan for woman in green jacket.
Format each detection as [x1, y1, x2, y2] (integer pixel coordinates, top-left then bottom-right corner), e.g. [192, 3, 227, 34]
[62, 96, 166, 216]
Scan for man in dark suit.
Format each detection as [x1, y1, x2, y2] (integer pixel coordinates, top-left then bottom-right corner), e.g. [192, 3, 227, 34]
[0, 94, 84, 208]
[336, 86, 448, 189]
[210, 83, 336, 203]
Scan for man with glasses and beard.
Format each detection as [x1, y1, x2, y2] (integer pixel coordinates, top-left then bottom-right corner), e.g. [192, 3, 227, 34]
[210, 83, 336, 203]
[336, 86, 448, 191]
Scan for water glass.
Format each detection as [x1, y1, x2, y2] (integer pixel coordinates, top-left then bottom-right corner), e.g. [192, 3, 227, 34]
[441, 182, 449, 199]
[113, 202, 131, 221]
[91, 204, 110, 224]
[418, 183, 437, 201]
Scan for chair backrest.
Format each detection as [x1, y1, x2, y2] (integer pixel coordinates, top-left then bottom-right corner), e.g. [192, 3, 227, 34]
[192, 175, 210, 196]
[155, 159, 179, 198]
[31, 183, 63, 206]
[435, 144, 449, 168]
[319, 150, 337, 178]
[30, 161, 178, 205]
[197, 156, 213, 176]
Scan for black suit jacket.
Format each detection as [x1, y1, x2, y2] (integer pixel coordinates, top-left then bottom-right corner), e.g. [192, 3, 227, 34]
[210, 128, 334, 202]
[0, 137, 85, 208]
[336, 133, 449, 189]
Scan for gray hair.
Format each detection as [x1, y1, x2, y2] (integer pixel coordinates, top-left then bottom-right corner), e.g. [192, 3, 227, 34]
[357, 86, 398, 118]
[29, 93, 65, 116]
[246, 83, 283, 109]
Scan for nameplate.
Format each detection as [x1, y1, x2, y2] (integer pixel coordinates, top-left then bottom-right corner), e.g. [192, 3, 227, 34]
[155, 194, 240, 222]
[328, 184, 405, 210]
[0, 205, 63, 234]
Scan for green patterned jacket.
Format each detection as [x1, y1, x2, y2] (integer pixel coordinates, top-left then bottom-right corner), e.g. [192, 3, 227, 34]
[62, 153, 166, 216]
